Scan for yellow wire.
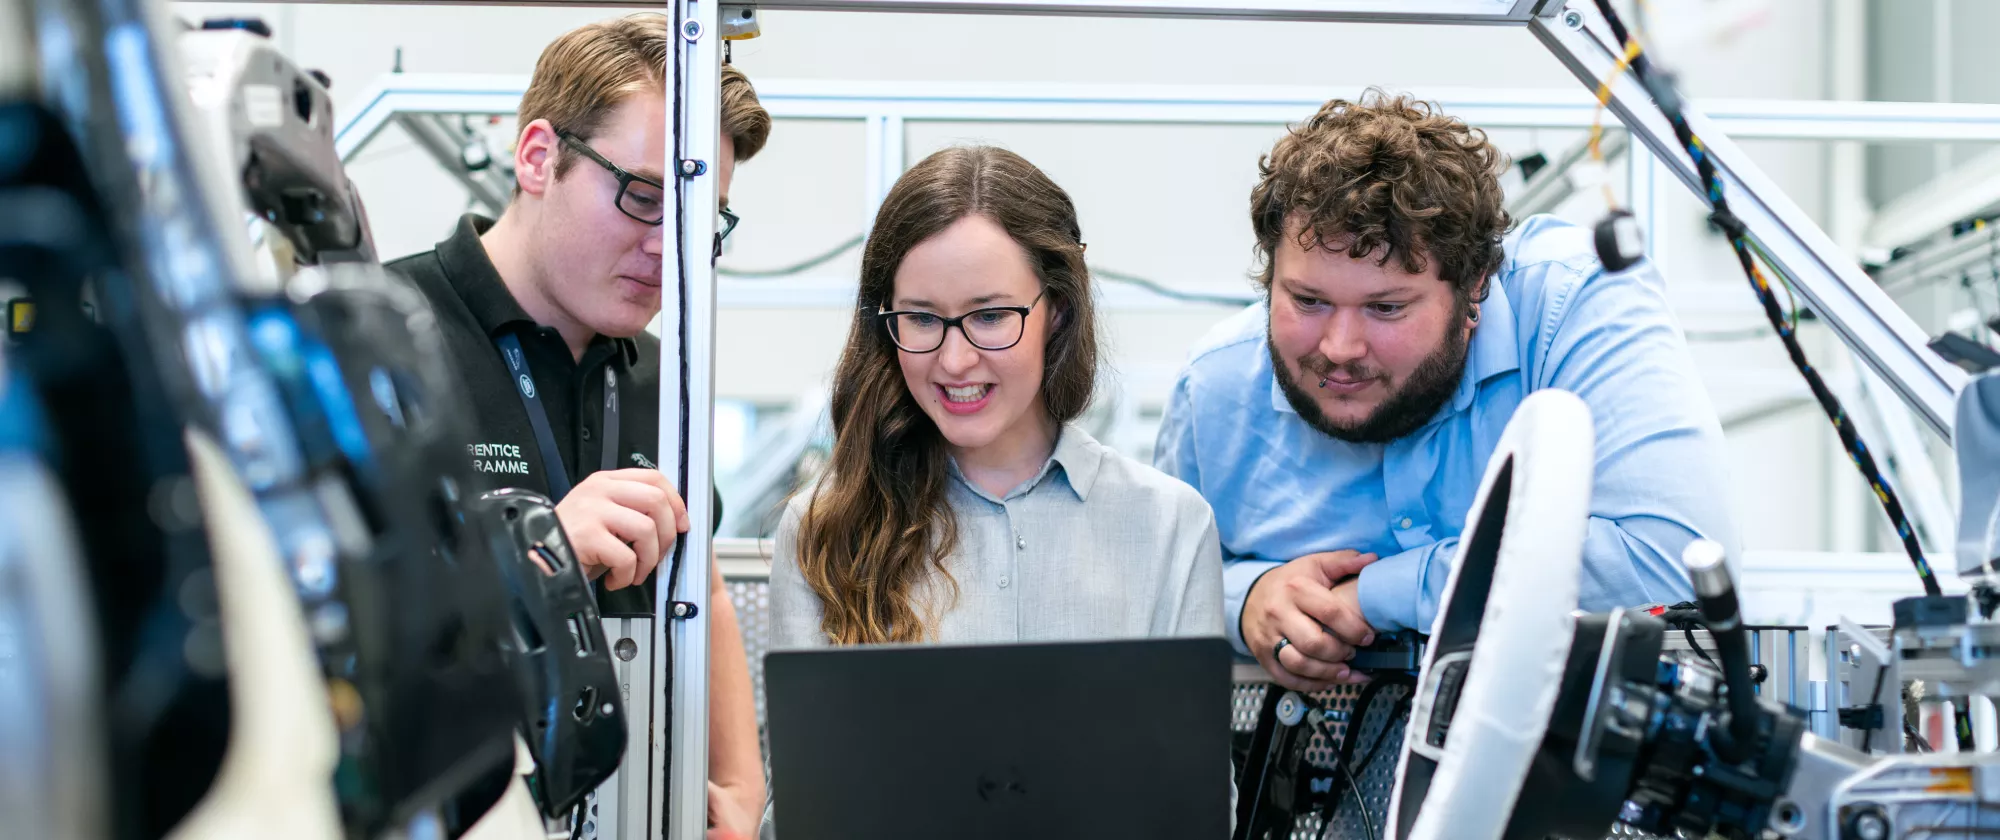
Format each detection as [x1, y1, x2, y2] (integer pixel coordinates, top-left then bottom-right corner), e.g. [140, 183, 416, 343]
[1589, 37, 1646, 210]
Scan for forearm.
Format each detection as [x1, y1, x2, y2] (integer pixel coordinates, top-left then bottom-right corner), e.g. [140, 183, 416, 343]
[1355, 538, 1456, 634]
[1355, 512, 1715, 635]
[1223, 558, 1283, 654]
[706, 563, 765, 808]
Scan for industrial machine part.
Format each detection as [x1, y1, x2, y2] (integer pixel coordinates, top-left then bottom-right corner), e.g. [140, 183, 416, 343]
[471, 488, 628, 820]
[1388, 388, 1596, 840]
[180, 23, 375, 272]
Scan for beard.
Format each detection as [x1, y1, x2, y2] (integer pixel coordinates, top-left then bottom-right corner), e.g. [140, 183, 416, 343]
[1269, 306, 1472, 445]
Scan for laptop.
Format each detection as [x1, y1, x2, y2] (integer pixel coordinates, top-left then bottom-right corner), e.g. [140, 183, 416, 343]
[765, 637, 1233, 840]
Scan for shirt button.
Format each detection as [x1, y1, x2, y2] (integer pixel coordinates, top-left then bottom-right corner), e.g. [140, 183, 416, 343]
[999, 575, 1010, 589]
[1398, 517, 1413, 530]
[582, 427, 592, 441]
[1015, 535, 1025, 550]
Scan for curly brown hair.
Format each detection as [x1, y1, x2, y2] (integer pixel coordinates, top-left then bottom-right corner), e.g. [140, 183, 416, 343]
[1251, 89, 1511, 301]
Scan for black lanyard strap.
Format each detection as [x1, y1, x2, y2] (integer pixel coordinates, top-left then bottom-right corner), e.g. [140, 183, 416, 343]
[496, 333, 624, 502]
[599, 366, 620, 473]
[496, 332, 573, 499]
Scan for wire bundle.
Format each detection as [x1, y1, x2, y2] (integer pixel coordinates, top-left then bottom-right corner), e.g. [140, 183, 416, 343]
[1589, 0, 1940, 597]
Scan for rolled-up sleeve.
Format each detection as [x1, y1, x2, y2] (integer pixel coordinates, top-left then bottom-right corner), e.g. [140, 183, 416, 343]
[1355, 537, 1458, 633]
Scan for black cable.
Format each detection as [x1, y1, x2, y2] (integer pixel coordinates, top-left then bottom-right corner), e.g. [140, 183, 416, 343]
[1860, 661, 1889, 754]
[1343, 770, 1380, 840]
[1906, 722, 1934, 753]
[715, 231, 1257, 307]
[716, 234, 864, 278]
[1656, 603, 1719, 669]
[1090, 267, 1259, 307]
[1313, 676, 1415, 832]
[1672, 632, 1720, 668]
[1590, 0, 1941, 597]
[1351, 694, 1416, 779]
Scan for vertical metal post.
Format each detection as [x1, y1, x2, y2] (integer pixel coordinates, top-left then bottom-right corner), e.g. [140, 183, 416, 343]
[1930, 0, 1952, 180]
[1624, 140, 1665, 278]
[661, 0, 722, 836]
[862, 114, 905, 224]
[594, 618, 654, 839]
[1531, 2, 1968, 441]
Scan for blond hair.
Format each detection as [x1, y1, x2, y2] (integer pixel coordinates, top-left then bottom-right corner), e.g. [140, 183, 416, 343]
[518, 13, 669, 181]
[721, 65, 771, 162]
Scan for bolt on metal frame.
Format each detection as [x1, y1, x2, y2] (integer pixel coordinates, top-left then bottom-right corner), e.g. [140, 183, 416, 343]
[243, 0, 1973, 837]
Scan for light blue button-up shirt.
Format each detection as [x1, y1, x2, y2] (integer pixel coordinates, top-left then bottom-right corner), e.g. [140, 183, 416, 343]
[1154, 215, 1739, 652]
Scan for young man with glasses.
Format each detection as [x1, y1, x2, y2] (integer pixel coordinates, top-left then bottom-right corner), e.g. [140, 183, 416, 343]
[386, 15, 771, 838]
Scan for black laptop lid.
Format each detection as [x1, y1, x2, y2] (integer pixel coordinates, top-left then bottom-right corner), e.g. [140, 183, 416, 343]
[767, 637, 1232, 840]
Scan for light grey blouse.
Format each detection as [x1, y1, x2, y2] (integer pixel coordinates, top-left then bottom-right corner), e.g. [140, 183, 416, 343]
[768, 424, 1225, 649]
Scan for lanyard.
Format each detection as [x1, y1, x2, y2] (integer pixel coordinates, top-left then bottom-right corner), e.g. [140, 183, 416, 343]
[494, 332, 620, 501]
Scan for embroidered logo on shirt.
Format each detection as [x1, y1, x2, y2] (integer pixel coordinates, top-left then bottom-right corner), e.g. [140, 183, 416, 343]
[630, 453, 656, 470]
[468, 442, 531, 476]
[517, 374, 536, 399]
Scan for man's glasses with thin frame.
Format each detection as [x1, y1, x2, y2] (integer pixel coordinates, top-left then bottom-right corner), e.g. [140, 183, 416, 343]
[876, 291, 1047, 353]
[558, 129, 742, 260]
[716, 206, 739, 259]
[557, 130, 665, 225]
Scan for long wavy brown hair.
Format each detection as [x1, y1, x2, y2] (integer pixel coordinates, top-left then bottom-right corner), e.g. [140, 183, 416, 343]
[795, 145, 1098, 645]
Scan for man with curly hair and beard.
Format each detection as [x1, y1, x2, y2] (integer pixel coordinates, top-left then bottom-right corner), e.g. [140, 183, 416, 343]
[1155, 91, 1739, 693]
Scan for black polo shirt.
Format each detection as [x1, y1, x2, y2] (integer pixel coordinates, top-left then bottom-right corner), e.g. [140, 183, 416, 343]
[388, 213, 665, 615]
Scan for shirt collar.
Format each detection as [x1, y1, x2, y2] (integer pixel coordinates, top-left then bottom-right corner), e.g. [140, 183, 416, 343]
[1265, 281, 1523, 418]
[438, 213, 535, 337]
[437, 213, 641, 366]
[947, 423, 1106, 504]
[1450, 278, 1522, 413]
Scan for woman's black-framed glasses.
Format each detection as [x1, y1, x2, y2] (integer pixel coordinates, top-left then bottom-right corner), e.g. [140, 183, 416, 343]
[557, 130, 666, 225]
[876, 291, 1046, 353]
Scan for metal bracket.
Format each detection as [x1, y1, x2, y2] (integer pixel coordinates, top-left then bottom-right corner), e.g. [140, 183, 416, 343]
[1838, 704, 1886, 731]
[720, 4, 762, 39]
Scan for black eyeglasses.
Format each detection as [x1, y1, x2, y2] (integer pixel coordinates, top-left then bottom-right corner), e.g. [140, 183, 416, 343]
[557, 130, 665, 225]
[715, 206, 739, 259]
[876, 291, 1046, 353]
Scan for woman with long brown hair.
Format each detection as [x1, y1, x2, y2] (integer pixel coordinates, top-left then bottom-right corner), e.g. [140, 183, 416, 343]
[767, 145, 1222, 650]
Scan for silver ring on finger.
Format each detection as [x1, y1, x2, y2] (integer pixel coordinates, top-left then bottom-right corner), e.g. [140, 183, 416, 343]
[1273, 636, 1293, 663]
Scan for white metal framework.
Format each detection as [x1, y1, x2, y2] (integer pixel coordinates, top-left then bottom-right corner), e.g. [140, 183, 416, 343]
[268, 0, 1978, 837]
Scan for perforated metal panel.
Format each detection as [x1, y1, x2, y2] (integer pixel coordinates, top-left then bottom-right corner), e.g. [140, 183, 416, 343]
[728, 577, 773, 727]
[1229, 684, 1410, 840]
